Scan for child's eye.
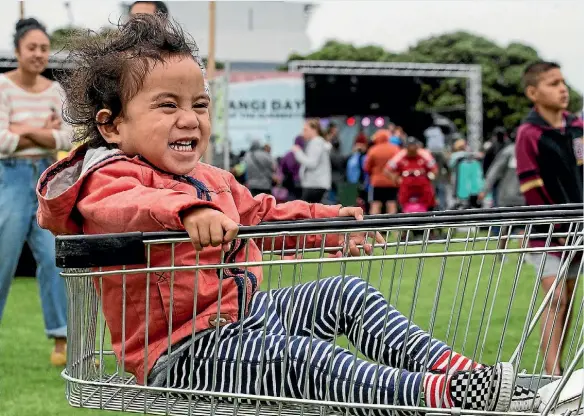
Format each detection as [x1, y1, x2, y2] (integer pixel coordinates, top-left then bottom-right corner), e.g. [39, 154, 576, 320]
[159, 102, 178, 108]
[193, 102, 209, 109]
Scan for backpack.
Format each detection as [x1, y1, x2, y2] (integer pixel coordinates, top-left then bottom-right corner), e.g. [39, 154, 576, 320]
[346, 152, 365, 184]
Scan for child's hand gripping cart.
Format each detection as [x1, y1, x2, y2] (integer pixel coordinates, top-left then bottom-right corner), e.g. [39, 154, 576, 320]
[56, 205, 584, 416]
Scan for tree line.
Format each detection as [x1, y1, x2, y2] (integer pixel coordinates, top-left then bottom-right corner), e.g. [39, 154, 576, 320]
[50, 27, 582, 136]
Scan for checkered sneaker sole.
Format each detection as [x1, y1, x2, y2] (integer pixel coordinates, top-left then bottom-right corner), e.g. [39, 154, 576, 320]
[449, 362, 513, 411]
[510, 384, 541, 412]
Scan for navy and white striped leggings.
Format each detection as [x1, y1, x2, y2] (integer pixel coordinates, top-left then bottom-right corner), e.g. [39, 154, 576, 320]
[167, 276, 451, 411]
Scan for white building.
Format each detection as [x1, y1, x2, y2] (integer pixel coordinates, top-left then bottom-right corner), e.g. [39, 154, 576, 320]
[122, 1, 315, 69]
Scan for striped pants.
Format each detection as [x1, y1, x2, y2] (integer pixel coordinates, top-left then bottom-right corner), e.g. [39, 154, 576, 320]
[167, 276, 451, 413]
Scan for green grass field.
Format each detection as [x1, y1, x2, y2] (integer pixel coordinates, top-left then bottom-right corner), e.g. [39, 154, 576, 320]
[1, 236, 581, 416]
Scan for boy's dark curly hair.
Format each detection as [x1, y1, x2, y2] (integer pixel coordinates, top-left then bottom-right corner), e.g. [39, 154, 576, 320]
[58, 14, 208, 149]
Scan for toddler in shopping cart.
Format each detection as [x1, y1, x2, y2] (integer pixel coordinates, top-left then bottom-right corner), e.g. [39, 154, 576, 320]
[36, 15, 540, 413]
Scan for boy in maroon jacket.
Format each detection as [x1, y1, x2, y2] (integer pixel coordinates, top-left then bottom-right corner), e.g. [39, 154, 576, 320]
[515, 61, 583, 376]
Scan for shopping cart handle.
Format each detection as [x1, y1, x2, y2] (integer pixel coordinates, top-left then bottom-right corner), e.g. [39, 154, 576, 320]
[55, 204, 583, 269]
[55, 232, 146, 268]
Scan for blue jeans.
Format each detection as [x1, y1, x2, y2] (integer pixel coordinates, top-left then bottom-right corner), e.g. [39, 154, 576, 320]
[0, 157, 67, 338]
[434, 182, 448, 211]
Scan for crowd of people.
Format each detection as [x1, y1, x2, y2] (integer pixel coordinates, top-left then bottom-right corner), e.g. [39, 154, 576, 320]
[230, 120, 524, 219]
[225, 61, 583, 381]
[0, 2, 581, 413]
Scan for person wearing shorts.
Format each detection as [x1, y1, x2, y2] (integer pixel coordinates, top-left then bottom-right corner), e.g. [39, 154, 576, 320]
[525, 253, 581, 281]
[516, 61, 583, 376]
[364, 129, 400, 214]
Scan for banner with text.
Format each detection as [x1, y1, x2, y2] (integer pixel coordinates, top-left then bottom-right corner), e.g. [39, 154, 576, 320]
[226, 75, 304, 157]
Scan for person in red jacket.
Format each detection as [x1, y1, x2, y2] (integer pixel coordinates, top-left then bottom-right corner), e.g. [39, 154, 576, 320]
[36, 15, 538, 412]
[364, 129, 401, 214]
[385, 137, 438, 212]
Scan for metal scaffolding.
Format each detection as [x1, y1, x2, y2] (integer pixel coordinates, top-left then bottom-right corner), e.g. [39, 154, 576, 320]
[288, 60, 483, 151]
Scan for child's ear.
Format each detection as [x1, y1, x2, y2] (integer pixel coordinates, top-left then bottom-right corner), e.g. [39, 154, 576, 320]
[96, 109, 122, 145]
[525, 85, 537, 102]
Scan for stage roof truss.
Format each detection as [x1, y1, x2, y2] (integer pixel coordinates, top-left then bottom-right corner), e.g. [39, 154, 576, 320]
[288, 60, 483, 150]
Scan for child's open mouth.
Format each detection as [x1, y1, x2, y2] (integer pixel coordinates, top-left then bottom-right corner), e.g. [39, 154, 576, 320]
[169, 139, 197, 152]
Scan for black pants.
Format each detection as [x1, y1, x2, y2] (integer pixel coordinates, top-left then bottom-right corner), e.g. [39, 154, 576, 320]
[301, 188, 327, 203]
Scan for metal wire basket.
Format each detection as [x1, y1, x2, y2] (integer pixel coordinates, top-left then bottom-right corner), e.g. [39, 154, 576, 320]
[56, 204, 584, 416]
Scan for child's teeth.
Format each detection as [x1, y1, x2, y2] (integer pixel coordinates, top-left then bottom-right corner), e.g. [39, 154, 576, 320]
[169, 141, 193, 152]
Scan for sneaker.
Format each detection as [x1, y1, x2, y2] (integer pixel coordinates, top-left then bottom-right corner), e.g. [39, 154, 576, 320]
[449, 362, 540, 412]
[510, 384, 541, 412]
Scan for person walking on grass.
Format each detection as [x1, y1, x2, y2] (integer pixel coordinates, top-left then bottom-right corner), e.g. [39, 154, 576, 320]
[364, 128, 400, 214]
[0, 18, 73, 366]
[515, 61, 583, 376]
[244, 140, 275, 197]
[293, 118, 332, 203]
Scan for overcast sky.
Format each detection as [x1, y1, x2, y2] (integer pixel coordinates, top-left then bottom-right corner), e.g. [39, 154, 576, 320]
[4, 1, 582, 92]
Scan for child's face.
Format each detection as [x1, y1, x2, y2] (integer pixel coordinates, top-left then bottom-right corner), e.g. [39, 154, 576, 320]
[112, 56, 211, 175]
[527, 68, 569, 111]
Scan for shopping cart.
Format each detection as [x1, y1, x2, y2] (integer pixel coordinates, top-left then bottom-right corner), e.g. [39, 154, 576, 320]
[56, 204, 584, 416]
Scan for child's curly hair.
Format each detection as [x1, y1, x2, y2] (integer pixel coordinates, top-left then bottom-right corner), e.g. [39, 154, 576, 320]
[58, 14, 208, 149]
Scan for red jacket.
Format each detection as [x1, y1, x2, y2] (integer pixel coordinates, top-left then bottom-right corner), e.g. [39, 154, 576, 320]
[386, 149, 438, 208]
[36, 145, 341, 383]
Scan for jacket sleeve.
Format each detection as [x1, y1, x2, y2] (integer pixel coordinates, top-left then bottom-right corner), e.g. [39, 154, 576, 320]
[385, 150, 405, 175]
[483, 147, 509, 193]
[230, 174, 341, 251]
[363, 150, 373, 174]
[293, 142, 321, 169]
[0, 90, 20, 155]
[420, 149, 438, 173]
[52, 83, 74, 151]
[515, 124, 554, 205]
[77, 163, 223, 233]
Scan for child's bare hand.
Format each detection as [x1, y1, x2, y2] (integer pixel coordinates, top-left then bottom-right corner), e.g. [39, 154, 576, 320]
[182, 207, 239, 252]
[337, 207, 385, 256]
[44, 112, 61, 129]
[339, 206, 365, 221]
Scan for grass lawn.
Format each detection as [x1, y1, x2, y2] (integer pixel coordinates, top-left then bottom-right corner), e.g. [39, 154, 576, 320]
[1, 235, 581, 416]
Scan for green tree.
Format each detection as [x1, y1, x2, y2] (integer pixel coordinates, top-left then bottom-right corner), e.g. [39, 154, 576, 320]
[288, 32, 583, 136]
[50, 26, 224, 70]
[49, 26, 85, 51]
[50, 26, 118, 52]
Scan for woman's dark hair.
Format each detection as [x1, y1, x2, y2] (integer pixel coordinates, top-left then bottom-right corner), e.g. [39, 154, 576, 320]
[58, 14, 207, 149]
[14, 18, 48, 49]
[129, 1, 169, 16]
[492, 126, 507, 143]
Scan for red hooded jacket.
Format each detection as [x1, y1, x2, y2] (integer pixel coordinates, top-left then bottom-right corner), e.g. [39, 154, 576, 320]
[36, 145, 341, 383]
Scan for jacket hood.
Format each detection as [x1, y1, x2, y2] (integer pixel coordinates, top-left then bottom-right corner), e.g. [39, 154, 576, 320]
[373, 129, 391, 144]
[36, 145, 126, 235]
[524, 108, 581, 129]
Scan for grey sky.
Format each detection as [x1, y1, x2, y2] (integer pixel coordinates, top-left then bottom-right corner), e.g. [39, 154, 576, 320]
[5, 1, 583, 92]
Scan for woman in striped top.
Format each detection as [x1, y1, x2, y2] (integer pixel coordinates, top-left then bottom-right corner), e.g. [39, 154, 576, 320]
[0, 18, 72, 366]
